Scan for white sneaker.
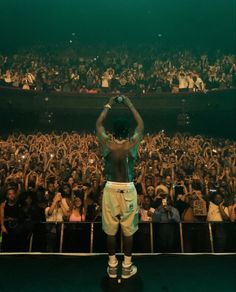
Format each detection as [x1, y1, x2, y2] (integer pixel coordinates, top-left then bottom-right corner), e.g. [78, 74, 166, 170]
[121, 263, 137, 279]
[107, 261, 118, 278]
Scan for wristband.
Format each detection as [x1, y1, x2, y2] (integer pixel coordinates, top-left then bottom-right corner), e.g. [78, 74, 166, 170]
[104, 104, 112, 110]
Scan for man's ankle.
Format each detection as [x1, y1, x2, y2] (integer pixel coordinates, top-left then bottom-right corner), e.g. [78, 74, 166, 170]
[123, 255, 132, 267]
[108, 255, 118, 267]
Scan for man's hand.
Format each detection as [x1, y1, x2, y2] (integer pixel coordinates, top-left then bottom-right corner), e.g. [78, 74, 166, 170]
[54, 193, 62, 204]
[219, 200, 225, 208]
[122, 96, 133, 108]
[108, 96, 116, 106]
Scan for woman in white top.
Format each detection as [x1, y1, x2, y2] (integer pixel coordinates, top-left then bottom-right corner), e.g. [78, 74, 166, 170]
[178, 72, 188, 92]
[45, 192, 68, 222]
[45, 192, 69, 252]
[207, 193, 229, 222]
[207, 193, 230, 252]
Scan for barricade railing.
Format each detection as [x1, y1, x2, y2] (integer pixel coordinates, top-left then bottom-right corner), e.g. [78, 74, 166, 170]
[1, 222, 235, 253]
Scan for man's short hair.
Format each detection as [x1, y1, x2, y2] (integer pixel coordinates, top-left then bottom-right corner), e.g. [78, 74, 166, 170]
[113, 117, 130, 139]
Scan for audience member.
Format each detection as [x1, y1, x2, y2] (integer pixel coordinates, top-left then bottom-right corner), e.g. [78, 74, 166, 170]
[0, 131, 235, 251]
[0, 45, 235, 93]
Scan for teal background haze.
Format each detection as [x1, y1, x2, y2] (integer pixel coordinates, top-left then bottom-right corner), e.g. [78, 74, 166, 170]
[0, 0, 235, 51]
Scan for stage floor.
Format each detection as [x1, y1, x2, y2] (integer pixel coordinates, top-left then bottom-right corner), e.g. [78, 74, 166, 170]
[0, 254, 235, 292]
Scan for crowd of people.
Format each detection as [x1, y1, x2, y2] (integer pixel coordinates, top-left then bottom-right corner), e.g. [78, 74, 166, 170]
[0, 131, 235, 251]
[0, 44, 236, 94]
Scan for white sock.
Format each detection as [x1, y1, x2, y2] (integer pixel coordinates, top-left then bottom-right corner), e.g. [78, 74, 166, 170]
[108, 255, 117, 266]
[123, 255, 132, 267]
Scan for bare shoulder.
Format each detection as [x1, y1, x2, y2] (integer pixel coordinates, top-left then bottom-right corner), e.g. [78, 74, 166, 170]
[130, 130, 143, 146]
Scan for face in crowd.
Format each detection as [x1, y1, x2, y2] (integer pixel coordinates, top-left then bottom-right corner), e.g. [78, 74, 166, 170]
[142, 196, 151, 210]
[147, 186, 155, 198]
[73, 197, 82, 209]
[47, 182, 55, 194]
[7, 188, 16, 203]
[213, 194, 224, 205]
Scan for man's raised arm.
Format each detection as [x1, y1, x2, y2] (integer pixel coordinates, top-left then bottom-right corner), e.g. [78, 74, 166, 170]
[96, 96, 115, 143]
[123, 96, 144, 139]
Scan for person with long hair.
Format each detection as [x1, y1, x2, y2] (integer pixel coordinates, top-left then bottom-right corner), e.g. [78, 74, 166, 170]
[69, 196, 85, 222]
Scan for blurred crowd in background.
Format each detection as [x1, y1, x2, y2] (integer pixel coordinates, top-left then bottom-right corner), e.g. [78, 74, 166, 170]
[0, 44, 236, 94]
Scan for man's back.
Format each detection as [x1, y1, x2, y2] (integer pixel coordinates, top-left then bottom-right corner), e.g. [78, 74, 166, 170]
[103, 141, 137, 182]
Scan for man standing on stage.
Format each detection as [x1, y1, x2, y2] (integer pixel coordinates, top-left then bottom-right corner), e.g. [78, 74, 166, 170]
[96, 95, 144, 279]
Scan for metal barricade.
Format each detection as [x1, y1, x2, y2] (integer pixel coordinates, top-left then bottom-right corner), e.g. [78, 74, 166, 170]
[1, 221, 236, 253]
